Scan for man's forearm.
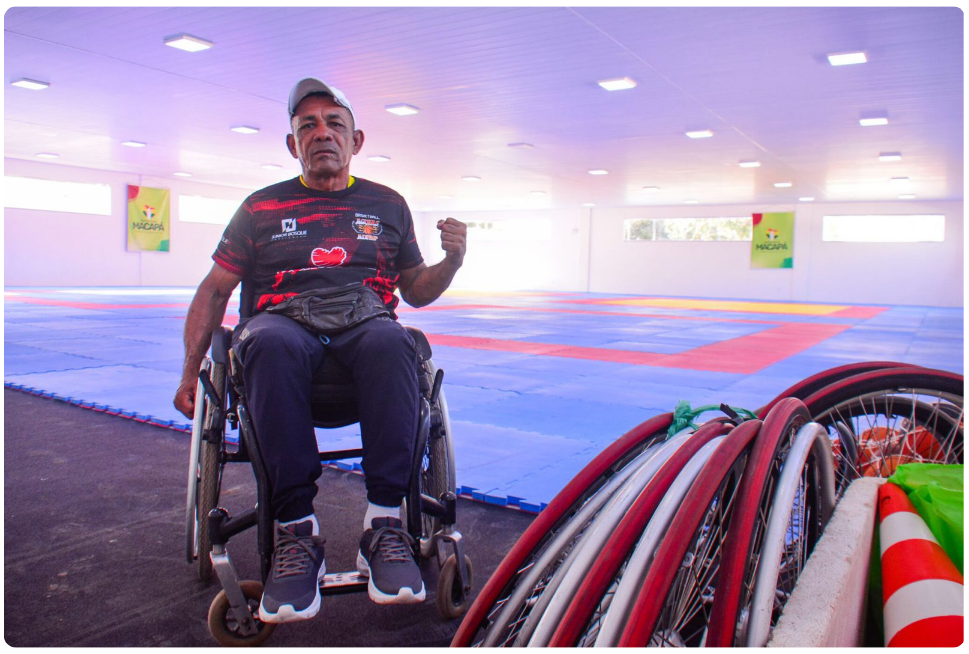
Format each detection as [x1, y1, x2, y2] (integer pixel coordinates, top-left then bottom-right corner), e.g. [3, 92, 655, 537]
[402, 259, 461, 308]
[181, 283, 233, 382]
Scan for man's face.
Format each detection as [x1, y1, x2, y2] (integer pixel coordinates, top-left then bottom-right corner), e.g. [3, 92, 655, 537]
[286, 94, 363, 177]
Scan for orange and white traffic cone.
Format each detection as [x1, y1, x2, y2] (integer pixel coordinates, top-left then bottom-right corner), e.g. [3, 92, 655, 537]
[878, 481, 963, 647]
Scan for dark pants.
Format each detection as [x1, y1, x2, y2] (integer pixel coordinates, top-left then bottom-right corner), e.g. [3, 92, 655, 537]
[232, 313, 420, 522]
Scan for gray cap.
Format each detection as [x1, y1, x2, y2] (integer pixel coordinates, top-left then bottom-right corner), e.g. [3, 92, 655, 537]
[287, 78, 358, 128]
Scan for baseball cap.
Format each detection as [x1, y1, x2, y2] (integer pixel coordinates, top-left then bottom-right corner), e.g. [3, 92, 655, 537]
[287, 78, 358, 128]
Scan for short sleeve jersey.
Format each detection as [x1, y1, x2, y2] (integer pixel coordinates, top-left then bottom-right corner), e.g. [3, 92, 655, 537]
[213, 177, 424, 314]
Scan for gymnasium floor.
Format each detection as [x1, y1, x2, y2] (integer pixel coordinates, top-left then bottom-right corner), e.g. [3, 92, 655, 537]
[4, 287, 964, 512]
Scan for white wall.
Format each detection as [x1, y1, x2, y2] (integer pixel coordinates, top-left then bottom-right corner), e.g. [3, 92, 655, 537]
[4, 158, 251, 287]
[4, 159, 963, 308]
[587, 201, 963, 307]
[416, 208, 590, 292]
[418, 200, 962, 307]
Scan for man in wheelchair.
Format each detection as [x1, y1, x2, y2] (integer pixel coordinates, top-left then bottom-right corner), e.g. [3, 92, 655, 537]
[173, 78, 467, 624]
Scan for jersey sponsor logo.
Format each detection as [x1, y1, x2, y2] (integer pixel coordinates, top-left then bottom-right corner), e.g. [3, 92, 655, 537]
[310, 246, 348, 267]
[353, 214, 383, 241]
[271, 218, 308, 242]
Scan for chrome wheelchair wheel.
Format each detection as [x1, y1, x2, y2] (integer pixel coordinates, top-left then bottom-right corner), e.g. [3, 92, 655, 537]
[185, 357, 226, 582]
[405, 359, 456, 558]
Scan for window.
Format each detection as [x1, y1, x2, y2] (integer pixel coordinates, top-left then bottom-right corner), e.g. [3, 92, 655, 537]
[624, 217, 752, 241]
[178, 195, 241, 225]
[4, 176, 112, 215]
[822, 215, 945, 243]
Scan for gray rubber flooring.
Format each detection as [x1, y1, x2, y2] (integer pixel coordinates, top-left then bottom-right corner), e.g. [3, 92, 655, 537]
[3, 388, 534, 647]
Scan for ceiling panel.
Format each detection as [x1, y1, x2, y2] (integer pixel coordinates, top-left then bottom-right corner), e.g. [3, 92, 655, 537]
[4, 6, 962, 209]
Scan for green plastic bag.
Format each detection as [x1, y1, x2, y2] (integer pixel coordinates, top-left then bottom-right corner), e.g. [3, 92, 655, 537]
[888, 463, 964, 573]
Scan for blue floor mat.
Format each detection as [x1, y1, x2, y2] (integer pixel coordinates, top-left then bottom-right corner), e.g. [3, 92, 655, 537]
[4, 287, 964, 511]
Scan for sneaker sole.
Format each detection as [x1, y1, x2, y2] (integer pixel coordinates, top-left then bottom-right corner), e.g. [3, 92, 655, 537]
[258, 561, 326, 624]
[356, 550, 426, 605]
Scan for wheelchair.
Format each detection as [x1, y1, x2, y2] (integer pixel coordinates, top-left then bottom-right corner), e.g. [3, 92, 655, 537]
[184, 285, 473, 646]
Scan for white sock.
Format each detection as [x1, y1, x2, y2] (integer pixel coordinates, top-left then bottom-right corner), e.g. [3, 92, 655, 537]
[364, 501, 401, 530]
[280, 514, 319, 536]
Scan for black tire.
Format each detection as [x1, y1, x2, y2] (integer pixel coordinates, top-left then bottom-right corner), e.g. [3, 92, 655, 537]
[196, 361, 225, 583]
[207, 580, 276, 647]
[437, 554, 474, 620]
[405, 362, 453, 555]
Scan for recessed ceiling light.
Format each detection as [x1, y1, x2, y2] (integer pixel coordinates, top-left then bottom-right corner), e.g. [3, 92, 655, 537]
[438, 195, 453, 200]
[859, 117, 889, 127]
[898, 194, 916, 199]
[739, 160, 761, 168]
[827, 51, 867, 66]
[684, 199, 699, 204]
[686, 130, 714, 139]
[121, 140, 146, 148]
[507, 142, 534, 149]
[799, 197, 815, 202]
[368, 155, 391, 163]
[11, 78, 49, 90]
[890, 177, 911, 185]
[261, 164, 282, 170]
[230, 125, 259, 134]
[530, 191, 546, 197]
[642, 186, 660, 192]
[164, 34, 213, 52]
[588, 169, 609, 175]
[385, 104, 419, 116]
[774, 182, 793, 188]
[598, 77, 637, 91]
[36, 152, 59, 159]
[879, 152, 903, 162]
[582, 202, 596, 207]
[462, 176, 481, 182]
[173, 171, 192, 177]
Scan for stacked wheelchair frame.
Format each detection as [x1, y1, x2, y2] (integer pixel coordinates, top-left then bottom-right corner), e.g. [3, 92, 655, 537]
[452, 362, 963, 647]
[185, 319, 473, 646]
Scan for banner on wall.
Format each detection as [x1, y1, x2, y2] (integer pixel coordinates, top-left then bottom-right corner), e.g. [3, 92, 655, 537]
[751, 211, 794, 269]
[127, 185, 170, 252]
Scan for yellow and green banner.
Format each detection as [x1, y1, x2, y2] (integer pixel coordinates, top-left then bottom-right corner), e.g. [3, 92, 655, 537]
[751, 211, 794, 269]
[127, 185, 170, 252]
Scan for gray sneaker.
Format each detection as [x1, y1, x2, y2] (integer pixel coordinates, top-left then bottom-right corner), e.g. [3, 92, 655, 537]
[259, 520, 326, 623]
[356, 517, 426, 604]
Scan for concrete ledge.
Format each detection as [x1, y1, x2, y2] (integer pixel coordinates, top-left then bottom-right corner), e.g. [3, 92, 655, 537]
[768, 477, 885, 647]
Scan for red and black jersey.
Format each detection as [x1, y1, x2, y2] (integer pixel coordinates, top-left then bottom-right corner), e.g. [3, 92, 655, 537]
[213, 177, 424, 314]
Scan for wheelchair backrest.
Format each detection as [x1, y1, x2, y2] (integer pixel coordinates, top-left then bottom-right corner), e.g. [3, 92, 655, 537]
[238, 278, 256, 321]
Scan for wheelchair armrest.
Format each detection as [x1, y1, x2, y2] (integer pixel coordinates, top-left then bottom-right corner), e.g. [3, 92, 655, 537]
[210, 326, 233, 364]
[403, 326, 432, 360]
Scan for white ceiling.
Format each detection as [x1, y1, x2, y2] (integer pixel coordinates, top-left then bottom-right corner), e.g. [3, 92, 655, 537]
[4, 6, 963, 212]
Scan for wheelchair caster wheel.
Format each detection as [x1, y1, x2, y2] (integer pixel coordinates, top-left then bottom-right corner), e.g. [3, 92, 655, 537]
[437, 554, 473, 620]
[208, 580, 276, 647]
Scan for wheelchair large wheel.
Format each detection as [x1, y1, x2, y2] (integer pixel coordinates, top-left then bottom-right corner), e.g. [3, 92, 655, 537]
[185, 357, 226, 582]
[756, 361, 920, 418]
[550, 422, 732, 647]
[707, 400, 832, 647]
[744, 423, 835, 647]
[452, 413, 673, 647]
[617, 420, 761, 647]
[408, 359, 455, 557]
[801, 368, 963, 485]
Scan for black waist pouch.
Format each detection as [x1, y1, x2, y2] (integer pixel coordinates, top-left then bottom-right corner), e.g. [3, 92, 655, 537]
[263, 285, 391, 335]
